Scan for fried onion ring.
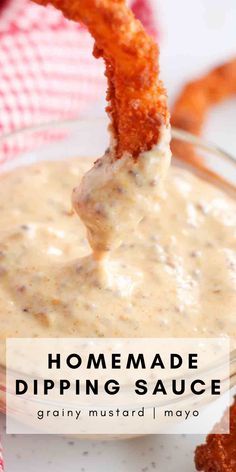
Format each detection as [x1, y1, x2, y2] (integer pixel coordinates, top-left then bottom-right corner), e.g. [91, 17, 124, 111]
[171, 57, 236, 165]
[195, 397, 236, 472]
[33, 0, 169, 160]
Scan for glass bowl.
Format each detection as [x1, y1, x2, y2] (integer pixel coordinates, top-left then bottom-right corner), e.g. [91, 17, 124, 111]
[0, 118, 235, 437]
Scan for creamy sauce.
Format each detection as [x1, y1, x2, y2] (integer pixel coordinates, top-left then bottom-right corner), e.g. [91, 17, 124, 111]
[0, 140, 235, 345]
[73, 127, 171, 256]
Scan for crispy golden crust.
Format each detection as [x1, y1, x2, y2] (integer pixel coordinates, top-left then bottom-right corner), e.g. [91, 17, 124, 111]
[195, 397, 236, 472]
[171, 57, 236, 165]
[34, 0, 169, 159]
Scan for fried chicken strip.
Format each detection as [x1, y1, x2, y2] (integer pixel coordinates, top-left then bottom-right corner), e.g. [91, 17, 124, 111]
[34, 0, 169, 160]
[195, 397, 236, 472]
[33, 0, 171, 256]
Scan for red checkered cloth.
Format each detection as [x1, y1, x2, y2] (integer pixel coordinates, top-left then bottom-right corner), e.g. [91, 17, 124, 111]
[0, 0, 159, 137]
[0, 444, 3, 471]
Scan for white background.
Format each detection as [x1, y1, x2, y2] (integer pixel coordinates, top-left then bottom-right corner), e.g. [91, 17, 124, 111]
[2, 0, 236, 470]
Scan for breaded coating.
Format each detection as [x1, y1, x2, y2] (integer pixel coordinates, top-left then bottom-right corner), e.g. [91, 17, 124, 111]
[195, 397, 236, 472]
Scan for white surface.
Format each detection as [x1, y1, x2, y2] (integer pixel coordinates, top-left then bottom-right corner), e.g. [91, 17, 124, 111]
[1, 422, 203, 472]
[1, 0, 236, 470]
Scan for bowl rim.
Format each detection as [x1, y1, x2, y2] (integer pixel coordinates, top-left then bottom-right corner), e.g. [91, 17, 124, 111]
[0, 116, 235, 166]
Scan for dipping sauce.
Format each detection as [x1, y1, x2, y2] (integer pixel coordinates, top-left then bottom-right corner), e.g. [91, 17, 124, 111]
[0, 148, 235, 344]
